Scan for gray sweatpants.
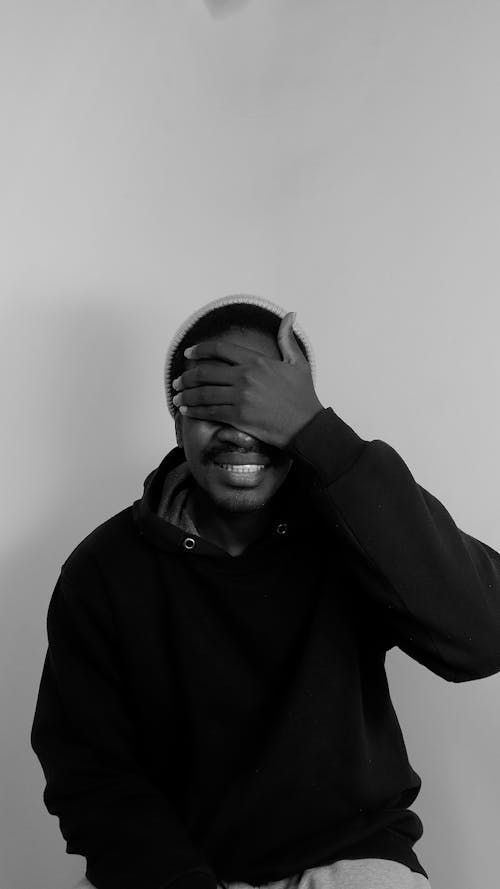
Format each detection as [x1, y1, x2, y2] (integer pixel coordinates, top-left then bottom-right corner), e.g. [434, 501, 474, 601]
[73, 857, 432, 889]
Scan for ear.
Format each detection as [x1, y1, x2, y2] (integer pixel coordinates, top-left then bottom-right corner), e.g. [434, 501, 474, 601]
[174, 412, 184, 449]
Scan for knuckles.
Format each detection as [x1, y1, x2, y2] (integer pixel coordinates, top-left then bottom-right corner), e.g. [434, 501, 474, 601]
[238, 384, 251, 403]
[208, 342, 223, 359]
[240, 365, 260, 386]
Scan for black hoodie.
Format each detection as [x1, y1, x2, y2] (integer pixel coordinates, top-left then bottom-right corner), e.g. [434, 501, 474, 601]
[31, 407, 500, 889]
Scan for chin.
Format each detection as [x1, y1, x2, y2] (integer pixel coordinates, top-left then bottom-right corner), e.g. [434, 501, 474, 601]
[207, 487, 273, 514]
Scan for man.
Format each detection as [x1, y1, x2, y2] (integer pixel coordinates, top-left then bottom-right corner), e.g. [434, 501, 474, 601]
[31, 294, 500, 889]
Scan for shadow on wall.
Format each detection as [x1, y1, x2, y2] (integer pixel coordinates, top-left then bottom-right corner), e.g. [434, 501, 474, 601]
[1, 294, 155, 889]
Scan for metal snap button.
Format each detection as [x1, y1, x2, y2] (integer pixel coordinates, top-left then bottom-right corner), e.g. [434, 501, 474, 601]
[276, 523, 288, 535]
[183, 537, 196, 550]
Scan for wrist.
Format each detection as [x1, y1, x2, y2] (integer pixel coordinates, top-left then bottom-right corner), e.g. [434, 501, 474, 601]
[284, 400, 325, 448]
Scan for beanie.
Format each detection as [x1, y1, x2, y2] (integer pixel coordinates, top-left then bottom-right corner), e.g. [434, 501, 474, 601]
[164, 293, 316, 418]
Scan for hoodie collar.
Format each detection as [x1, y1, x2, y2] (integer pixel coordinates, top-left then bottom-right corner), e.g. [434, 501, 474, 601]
[156, 461, 199, 536]
[132, 445, 312, 559]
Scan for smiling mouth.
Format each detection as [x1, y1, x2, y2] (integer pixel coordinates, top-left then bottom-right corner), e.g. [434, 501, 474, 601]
[214, 462, 267, 474]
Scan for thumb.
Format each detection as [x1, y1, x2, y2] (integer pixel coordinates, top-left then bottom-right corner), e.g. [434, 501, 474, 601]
[277, 312, 303, 364]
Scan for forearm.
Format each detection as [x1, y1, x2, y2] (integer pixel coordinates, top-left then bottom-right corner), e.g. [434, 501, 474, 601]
[288, 407, 500, 681]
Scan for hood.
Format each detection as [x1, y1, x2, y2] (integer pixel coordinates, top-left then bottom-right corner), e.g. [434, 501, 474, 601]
[131, 444, 314, 560]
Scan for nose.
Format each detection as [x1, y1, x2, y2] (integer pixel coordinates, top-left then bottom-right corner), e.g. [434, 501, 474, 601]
[214, 425, 263, 449]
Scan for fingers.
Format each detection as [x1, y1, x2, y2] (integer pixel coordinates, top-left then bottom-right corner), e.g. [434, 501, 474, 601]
[184, 338, 260, 364]
[177, 403, 234, 423]
[173, 385, 235, 408]
[173, 361, 235, 391]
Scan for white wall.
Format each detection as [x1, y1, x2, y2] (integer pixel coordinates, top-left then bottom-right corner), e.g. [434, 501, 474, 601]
[2, 2, 500, 888]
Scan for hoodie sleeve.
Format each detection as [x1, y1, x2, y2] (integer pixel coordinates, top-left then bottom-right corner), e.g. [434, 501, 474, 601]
[31, 556, 218, 889]
[287, 406, 500, 683]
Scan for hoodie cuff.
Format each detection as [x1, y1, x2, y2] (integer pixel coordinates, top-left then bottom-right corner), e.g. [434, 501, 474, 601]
[287, 406, 367, 487]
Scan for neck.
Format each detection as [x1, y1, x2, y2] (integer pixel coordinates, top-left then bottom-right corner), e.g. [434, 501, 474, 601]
[187, 487, 275, 557]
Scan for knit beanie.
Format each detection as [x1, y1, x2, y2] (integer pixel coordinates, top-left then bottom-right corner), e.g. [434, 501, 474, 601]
[164, 294, 316, 418]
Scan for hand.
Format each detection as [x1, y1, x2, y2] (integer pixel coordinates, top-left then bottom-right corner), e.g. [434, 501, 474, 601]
[172, 312, 324, 449]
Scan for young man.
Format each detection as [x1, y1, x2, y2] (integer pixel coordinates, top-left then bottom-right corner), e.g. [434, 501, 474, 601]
[31, 294, 500, 889]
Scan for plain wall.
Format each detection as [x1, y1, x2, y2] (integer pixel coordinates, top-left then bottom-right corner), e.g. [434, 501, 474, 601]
[1, 2, 500, 887]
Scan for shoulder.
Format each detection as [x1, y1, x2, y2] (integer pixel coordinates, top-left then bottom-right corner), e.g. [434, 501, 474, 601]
[61, 505, 137, 584]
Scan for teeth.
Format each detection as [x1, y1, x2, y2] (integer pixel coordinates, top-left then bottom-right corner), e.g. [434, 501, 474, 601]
[216, 463, 265, 473]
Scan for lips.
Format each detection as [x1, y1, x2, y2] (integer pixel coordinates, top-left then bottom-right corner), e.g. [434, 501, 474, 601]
[212, 452, 271, 467]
